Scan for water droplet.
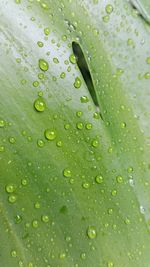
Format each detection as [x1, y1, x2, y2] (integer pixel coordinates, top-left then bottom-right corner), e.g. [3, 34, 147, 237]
[32, 220, 39, 228]
[93, 112, 101, 119]
[34, 98, 46, 112]
[44, 27, 50, 35]
[33, 81, 39, 87]
[15, 0, 21, 4]
[64, 123, 70, 130]
[59, 252, 66, 259]
[146, 57, 150, 64]
[6, 184, 15, 193]
[127, 38, 135, 47]
[82, 182, 90, 189]
[37, 139, 45, 148]
[0, 119, 5, 127]
[85, 123, 92, 130]
[105, 4, 113, 14]
[107, 262, 114, 267]
[14, 214, 22, 224]
[63, 168, 71, 177]
[91, 139, 99, 148]
[76, 122, 83, 130]
[140, 205, 145, 214]
[74, 77, 82, 89]
[124, 217, 130, 225]
[39, 59, 49, 71]
[9, 137, 16, 144]
[53, 57, 59, 64]
[80, 96, 89, 103]
[120, 122, 126, 128]
[0, 145, 5, 152]
[103, 15, 110, 23]
[41, 215, 49, 223]
[69, 54, 76, 64]
[108, 208, 113, 215]
[87, 226, 97, 239]
[144, 72, 150, 79]
[80, 252, 86, 260]
[37, 41, 44, 47]
[60, 72, 66, 79]
[8, 195, 17, 204]
[44, 129, 56, 141]
[116, 175, 123, 184]
[56, 140, 63, 147]
[95, 175, 103, 184]
[76, 111, 83, 117]
[111, 189, 117, 196]
[127, 166, 133, 173]
[11, 250, 17, 257]
[34, 202, 40, 209]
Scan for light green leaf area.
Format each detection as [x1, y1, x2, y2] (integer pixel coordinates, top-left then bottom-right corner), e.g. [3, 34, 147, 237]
[130, 0, 150, 23]
[0, 0, 150, 267]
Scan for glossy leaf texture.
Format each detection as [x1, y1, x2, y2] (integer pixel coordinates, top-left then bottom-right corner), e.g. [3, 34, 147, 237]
[0, 0, 150, 267]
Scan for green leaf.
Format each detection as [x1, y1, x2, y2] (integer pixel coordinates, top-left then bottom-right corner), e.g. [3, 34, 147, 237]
[0, 0, 150, 267]
[131, 0, 150, 23]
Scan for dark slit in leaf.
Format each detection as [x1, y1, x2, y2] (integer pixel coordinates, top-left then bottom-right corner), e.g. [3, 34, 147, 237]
[72, 42, 99, 107]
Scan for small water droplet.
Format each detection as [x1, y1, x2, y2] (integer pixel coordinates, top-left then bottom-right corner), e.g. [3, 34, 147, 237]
[124, 217, 130, 225]
[74, 77, 82, 89]
[105, 4, 113, 14]
[0, 145, 5, 152]
[146, 57, 150, 64]
[91, 139, 99, 148]
[63, 168, 72, 178]
[120, 122, 126, 128]
[0, 119, 5, 127]
[33, 81, 39, 87]
[44, 27, 50, 35]
[82, 182, 90, 189]
[14, 214, 22, 224]
[85, 123, 92, 130]
[80, 96, 89, 103]
[32, 220, 39, 228]
[144, 72, 150, 79]
[11, 250, 17, 258]
[116, 175, 123, 184]
[69, 54, 76, 64]
[95, 175, 103, 184]
[56, 140, 63, 147]
[44, 129, 56, 140]
[111, 189, 117, 196]
[107, 262, 114, 267]
[39, 59, 49, 71]
[87, 226, 97, 239]
[108, 208, 113, 215]
[34, 98, 46, 112]
[37, 139, 45, 148]
[9, 137, 16, 144]
[76, 122, 83, 130]
[34, 202, 41, 209]
[103, 15, 110, 23]
[80, 252, 86, 260]
[41, 215, 49, 223]
[8, 195, 17, 204]
[6, 184, 15, 193]
[127, 166, 133, 173]
[37, 41, 44, 47]
[140, 205, 145, 214]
